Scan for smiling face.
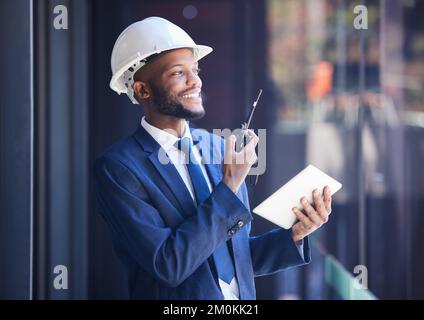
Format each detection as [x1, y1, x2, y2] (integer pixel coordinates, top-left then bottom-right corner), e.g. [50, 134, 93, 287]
[133, 48, 205, 120]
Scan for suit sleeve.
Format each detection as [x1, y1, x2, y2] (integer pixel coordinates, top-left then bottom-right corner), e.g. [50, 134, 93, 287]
[235, 182, 311, 277]
[93, 156, 252, 287]
[249, 229, 311, 277]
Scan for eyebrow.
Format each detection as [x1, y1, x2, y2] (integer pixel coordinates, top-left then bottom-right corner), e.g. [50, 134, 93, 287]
[168, 64, 184, 69]
[167, 62, 199, 70]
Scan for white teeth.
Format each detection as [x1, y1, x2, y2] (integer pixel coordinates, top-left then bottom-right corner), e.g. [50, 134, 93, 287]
[183, 92, 200, 99]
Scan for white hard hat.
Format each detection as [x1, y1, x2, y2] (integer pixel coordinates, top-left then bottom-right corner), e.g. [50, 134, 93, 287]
[110, 16, 213, 104]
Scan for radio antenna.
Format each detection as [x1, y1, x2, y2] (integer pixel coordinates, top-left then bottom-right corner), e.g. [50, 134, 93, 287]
[246, 89, 263, 129]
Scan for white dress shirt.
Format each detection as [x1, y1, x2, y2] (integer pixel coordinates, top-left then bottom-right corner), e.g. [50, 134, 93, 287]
[141, 116, 240, 300]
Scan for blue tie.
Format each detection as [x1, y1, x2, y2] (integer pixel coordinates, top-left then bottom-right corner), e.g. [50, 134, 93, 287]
[176, 137, 236, 284]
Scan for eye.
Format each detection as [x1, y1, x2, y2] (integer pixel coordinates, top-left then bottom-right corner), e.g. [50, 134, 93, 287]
[171, 70, 183, 76]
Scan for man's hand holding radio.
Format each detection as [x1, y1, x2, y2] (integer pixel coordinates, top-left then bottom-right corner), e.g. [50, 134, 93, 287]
[222, 130, 259, 193]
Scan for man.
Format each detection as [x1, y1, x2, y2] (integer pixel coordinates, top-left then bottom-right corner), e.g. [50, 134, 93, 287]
[94, 17, 332, 299]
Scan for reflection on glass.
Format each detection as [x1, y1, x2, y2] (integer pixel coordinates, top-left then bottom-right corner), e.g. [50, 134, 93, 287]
[267, 0, 424, 299]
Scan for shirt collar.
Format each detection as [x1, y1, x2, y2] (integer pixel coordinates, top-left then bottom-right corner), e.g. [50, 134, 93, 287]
[141, 116, 192, 152]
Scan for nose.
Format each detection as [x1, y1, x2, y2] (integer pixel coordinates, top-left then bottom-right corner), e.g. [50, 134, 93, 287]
[186, 70, 202, 88]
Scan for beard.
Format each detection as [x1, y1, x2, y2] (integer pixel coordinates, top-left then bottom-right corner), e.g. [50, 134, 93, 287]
[150, 82, 205, 120]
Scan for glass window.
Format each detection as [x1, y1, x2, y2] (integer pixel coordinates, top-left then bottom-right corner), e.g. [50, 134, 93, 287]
[267, 0, 424, 299]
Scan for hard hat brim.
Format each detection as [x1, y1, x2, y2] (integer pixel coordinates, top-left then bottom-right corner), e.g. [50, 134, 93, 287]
[110, 44, 213, 94]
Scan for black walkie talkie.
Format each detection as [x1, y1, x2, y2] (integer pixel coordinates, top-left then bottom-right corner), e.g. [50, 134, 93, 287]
[234, 89, 263, 185]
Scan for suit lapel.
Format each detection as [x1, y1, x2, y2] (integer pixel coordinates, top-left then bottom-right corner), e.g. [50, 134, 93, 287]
[148, 151, 197, 218]
[133, 125, 197, 219]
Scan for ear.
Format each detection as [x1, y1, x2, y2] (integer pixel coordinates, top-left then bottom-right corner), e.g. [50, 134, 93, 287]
[133, 81, 151, 100]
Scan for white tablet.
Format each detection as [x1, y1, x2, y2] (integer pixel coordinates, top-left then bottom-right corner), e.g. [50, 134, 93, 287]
[252, 165, 342, 229]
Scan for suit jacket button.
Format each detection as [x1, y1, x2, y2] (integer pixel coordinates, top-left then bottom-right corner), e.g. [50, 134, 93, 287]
[228, 229, 236, 236]
[237, 220, 244, 228]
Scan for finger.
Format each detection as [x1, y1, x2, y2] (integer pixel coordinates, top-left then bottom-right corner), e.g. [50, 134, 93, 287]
[224, 135, 236, 164]
[244, 130, 259, 150]
[300, 196, 315, 216]
[323, 185, 332, 213]
[242, 135, 258, 160]
[301, 196, 323, 226]
[292, 207, 313, 229]
[237, 131, 258, 165]
[245, 129, 258, 140]
[246, 150, 258, 165]
[312, 189, 328, 221]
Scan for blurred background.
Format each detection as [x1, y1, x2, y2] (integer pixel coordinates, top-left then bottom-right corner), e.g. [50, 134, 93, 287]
[1, 0, 424, 299]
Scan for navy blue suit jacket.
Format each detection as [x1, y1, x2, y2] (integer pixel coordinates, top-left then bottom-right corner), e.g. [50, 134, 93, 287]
[93, 125, 310, 299]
